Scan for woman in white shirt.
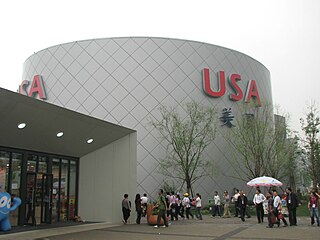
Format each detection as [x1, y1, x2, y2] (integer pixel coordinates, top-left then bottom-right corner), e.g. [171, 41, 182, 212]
[195, 193, 203, 220]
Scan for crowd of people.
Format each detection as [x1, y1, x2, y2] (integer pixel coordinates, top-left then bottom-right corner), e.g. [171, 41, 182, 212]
[153, 190, 202, 227]
[120, 189, 202, 227]
[121, 187, 320, 228]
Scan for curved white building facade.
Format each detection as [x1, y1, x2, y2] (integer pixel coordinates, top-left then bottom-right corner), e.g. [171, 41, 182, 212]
[22, 37, 272, 201]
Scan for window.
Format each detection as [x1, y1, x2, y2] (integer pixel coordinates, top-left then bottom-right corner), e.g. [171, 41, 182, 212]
[0, 151, 10, 191]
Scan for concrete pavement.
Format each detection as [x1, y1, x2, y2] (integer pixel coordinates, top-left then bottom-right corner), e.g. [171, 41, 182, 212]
[0, 215, 318, 240]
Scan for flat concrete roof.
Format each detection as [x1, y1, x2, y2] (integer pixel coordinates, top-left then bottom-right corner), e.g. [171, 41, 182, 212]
[0, 88, 135, 158]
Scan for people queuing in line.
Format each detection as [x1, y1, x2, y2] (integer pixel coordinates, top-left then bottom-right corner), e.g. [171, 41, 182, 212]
[123, 188, 259, 225]
[124, 186, 320, 228]
[212, 191, 221, 217]
[121, 194, 131, 224]
[222, 191, 231, 218]
[285, 187, 299, 226]
[308, 187, 320, 226]
[253, 189, 266, 223]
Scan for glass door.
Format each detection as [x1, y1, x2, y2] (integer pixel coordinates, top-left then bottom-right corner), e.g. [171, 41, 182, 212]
[25, 172, 53, 225]
[41, 174, 53, 224]
[25, 172, 36, 225]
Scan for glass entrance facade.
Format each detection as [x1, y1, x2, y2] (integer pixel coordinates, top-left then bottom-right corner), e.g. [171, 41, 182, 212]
[0, 147, 79, 227]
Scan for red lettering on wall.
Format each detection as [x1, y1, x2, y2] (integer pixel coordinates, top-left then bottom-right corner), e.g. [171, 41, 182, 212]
[245, 80, 261, 107]
[228, 74, 243, 101]
[202, 68, 262, 107]
[19, 80, 29, 96]
[18, 75, 47, 100]
[202, 68, 226, 98]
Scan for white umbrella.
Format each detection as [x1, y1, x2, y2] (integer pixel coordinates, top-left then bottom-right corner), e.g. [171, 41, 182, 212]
[247, 176, 283, 187]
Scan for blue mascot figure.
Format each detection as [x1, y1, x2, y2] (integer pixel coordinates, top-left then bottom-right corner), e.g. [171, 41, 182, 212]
[0, 192, 21, 231]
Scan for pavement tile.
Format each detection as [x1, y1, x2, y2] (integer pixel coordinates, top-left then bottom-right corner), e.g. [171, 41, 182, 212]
[0, 216, 318, 240]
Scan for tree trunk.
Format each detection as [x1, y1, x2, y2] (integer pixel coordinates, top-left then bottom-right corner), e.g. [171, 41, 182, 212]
[186, 177, 193, 197]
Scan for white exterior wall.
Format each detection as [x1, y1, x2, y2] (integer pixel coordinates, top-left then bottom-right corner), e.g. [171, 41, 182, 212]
[23, 37, 272, 204]
[78, 132, 136, 222]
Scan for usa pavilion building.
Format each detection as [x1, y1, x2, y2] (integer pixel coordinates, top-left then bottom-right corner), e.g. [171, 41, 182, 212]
[0, 37, 272, 227]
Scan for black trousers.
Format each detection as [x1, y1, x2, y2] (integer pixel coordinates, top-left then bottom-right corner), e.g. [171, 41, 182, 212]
[256, 203, 264, 223]
[157, 209, 168, 226]
[122, 207, 130, 223]
[267, 211, 274, 227]
[234, 201, 239, 216]
[185, 207, 193, 219]
[288, 206, 297, 225]
[170, 204, 177, 220]
[177, 205, 184, 218]
[240, 206, 246, 221]
[25, 203, 36, 225]
[274, 209, 288, 226]
[212, 205, 221, 216]
[142, 203, 147, 217]
[136, 210, 142, 224]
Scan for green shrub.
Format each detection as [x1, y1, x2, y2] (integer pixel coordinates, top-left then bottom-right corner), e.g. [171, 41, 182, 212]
[296, 202, 311, 217]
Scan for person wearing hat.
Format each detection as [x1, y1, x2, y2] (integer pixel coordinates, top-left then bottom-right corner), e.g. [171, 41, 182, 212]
[182, 192, 194, 220]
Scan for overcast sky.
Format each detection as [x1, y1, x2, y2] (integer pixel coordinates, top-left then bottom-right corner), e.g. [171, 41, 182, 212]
[1, 0, 319, 134]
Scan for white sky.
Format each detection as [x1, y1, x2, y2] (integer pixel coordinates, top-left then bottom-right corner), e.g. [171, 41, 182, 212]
[1, 0, 319, 134]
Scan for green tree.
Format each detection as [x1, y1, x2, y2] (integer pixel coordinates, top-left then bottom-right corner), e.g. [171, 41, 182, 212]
[283, 136, 301, 191]
[227, 103, 295, 181]
[150, 101, 217, 195]
[300, 104, 320, 188]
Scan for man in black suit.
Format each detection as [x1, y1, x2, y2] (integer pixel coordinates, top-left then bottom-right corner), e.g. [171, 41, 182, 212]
[237, 190, 248, 222]
[285, 187, 299, 226]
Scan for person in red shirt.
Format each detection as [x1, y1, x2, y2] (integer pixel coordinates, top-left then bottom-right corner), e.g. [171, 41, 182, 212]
[308, 188, 320, 226]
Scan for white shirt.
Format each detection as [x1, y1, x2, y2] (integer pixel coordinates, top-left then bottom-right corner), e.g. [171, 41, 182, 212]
[176, 197, 181, 206]
[214, 195, 221, 205]
[182, 197, 191, 208]
[170, 195, 175, 205]
[196, 197, 202, 207]
[141, 196, 148, 204]
[253, 193, 266, 204]
[273, 195, 281, 209]
[232, 193, 240, 202]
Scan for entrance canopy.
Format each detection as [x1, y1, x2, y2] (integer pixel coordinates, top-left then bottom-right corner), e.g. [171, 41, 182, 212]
[0, 88, 135, 157]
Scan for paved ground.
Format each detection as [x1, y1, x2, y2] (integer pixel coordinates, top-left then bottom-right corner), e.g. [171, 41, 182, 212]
[1, 215, 319, 240]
